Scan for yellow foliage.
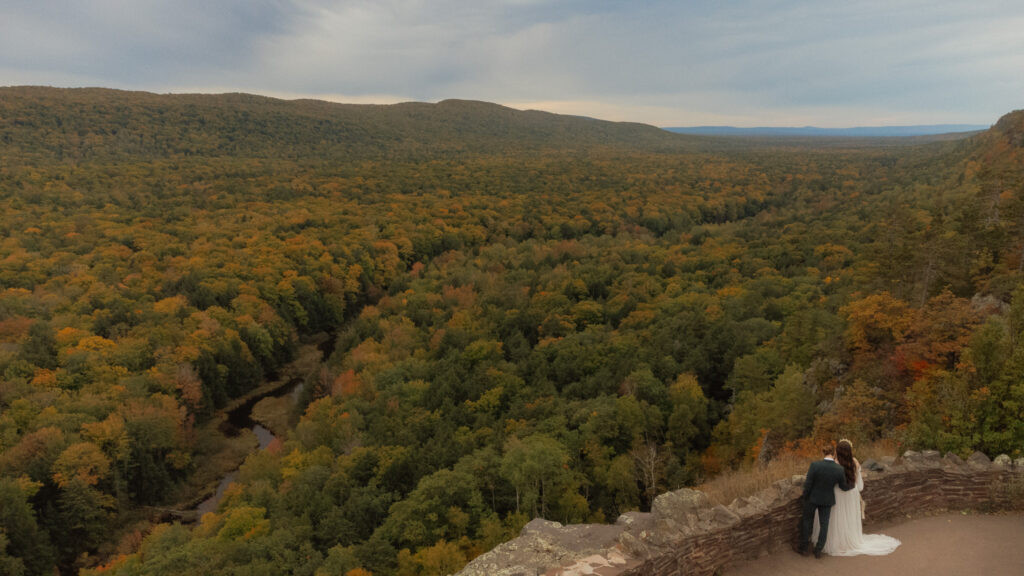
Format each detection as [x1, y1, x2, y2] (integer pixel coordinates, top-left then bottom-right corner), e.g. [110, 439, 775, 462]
[55, 326, 90, 347]
[82, 413, 128, 453]
[153, 294, 188, 316]
[412, 539, 466, 576]
[76, 335, 117, 352]
[52, 442, 111, 487]
[216, 506, 270, 541]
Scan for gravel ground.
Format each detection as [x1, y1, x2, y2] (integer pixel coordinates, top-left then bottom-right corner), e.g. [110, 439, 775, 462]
[724, 512, 1024, 576]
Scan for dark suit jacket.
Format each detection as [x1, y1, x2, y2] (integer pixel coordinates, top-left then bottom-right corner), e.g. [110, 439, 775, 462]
[802, 458, 851, 506]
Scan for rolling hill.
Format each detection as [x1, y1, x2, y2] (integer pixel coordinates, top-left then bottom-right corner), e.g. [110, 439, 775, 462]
[0, 87, 695, 163]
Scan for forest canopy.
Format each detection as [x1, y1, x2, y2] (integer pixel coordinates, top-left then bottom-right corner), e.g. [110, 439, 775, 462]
[0, 88, 1022, 576]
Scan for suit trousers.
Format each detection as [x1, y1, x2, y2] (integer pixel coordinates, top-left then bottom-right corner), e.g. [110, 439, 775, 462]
[800, 499, 832, 551]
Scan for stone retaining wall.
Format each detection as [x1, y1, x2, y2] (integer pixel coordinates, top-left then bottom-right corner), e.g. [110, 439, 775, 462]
[455, 451, 1024, 576]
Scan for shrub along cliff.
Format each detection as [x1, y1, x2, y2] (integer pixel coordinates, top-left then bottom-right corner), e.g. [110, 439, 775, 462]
[0, 88, 1020, 575]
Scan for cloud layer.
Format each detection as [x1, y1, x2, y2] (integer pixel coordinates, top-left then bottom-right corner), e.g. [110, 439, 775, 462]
[2, 0, 1021, 126]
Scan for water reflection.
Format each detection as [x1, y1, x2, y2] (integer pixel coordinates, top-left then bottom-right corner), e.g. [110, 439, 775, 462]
[196, 471, 237, 516]
[252, 424, 275, 450]
[193, 381, 303, 515]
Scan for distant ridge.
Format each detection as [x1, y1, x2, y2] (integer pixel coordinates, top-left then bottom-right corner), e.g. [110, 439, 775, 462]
[664, 124, 988, 137]
[0, 87, 696, 163]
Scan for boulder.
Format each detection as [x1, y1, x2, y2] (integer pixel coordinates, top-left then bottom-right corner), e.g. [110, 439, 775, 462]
[993, 454, 1012, 468]
[617, 530, 651, 558]
[652, 488, 711, 524]
[729, 495, 768, 518]
[903, 450, 943, 469]
[862, 458, 886, 472]
[649, 518, 693, 545]
[699, 504, 741, 528]
[615, 511, 653, 531]
[967, 451, 992, 470]
[522, 518, 562, 535]
[778, 475, 806, 499]
[943, 452, 967, 468]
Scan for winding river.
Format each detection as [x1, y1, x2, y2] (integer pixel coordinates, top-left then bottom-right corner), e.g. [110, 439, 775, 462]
[194, 379, 303, 516]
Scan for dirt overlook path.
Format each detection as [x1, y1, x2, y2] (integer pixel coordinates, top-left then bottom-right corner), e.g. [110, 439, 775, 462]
[724, 511, 1024, 576]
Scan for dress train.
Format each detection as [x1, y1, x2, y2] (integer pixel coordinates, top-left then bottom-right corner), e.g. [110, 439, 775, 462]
[811, 467, 901, 556]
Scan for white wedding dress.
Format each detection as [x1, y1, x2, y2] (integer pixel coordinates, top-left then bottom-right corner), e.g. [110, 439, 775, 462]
[812, 465, 901, 556]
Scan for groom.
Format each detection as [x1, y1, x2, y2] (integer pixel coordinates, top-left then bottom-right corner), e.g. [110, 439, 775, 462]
[797, 444, 853, 558]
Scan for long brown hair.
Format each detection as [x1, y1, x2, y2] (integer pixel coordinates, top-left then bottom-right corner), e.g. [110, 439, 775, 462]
[836, 440, 856, 484]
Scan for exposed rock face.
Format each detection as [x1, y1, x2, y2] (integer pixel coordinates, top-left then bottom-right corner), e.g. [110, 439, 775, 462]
[967, 451, 992, 469]
[455, 518, 634, 576]
[862, 458, 886, 472]
[455, 452, 1024, 576]
[993, 109, 1024, 147]
[652, 488, 710, 521]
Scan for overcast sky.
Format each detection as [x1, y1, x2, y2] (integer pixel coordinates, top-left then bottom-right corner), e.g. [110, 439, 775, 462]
[1, 1, 1021, 127]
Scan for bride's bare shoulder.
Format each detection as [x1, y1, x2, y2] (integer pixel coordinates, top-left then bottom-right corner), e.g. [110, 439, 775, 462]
[854, 457, 860, 468]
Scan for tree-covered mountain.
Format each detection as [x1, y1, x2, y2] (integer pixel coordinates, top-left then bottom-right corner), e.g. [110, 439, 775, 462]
[0, 87, 695, 164]
[0, 88, 1021, 576]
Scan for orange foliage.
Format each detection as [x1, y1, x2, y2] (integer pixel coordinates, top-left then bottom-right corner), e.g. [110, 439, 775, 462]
[0, 315, 33, 340]
[841, 292, 913, 353]
[332, 369, 366, 398]
[89, 554, 130, 573]
[700, 446, 724, 476]
[777, 437, 822, 461]
[30, 368, 58, 389]
[175, 364, 203, 411]
[266, 437, 284, 455]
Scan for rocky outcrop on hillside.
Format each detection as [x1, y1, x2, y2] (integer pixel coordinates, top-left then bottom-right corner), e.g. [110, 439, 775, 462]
[992, 109, 1024, 148]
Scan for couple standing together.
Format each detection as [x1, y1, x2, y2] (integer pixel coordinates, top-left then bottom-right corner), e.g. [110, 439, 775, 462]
[798, 439, 901, 558]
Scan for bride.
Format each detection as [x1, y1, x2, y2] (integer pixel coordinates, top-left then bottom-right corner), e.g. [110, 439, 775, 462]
[812, 439, 901, 556]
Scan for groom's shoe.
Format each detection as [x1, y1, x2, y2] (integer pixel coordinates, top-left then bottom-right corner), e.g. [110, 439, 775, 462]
[814, 549, 822, 559]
